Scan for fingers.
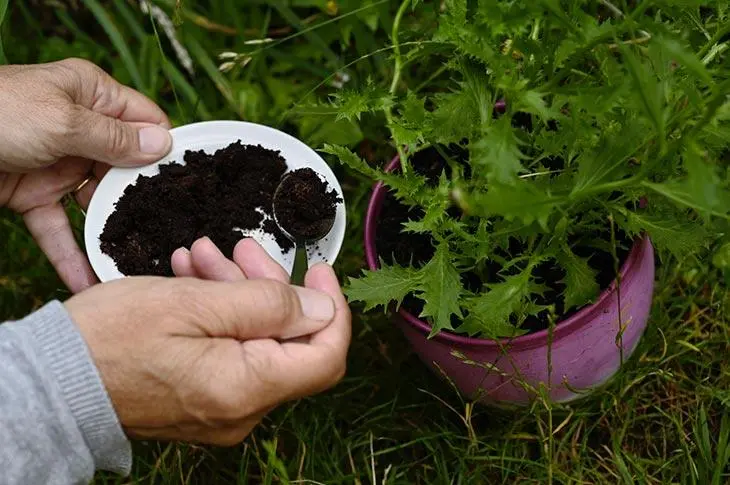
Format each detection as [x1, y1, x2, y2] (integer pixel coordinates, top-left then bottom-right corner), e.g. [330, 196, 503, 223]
[171, 248, 196, 277]
[23, 203, 98, 293]
[170, 237, 289, 284]
[49, 58, 172, 167]
[178, 278, 335, 341]
[235, 264, 351, 405]
[304, 263, 352, 352]
[233, 238, 290, 283]
[63, 113, 172, 167]
[72, 163, 115, 211]
[54, 58, 171, 127]
[189, 237, 245, 282]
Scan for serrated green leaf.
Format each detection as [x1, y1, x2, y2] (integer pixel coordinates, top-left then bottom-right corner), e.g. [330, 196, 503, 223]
[467, 180, 560, 229]
[558, 246, 600, 309]
[471, 116, 525, 184]
[415, 242, 463, 337]
[345, 264, 421, 312]
[453, 219, 493, 264]
[620, 44, 665, 141]
[400, 92, 428, 125]
[655, 35, 712, 84]
[402, 198, 449, 234]
[620, 211, 709, 260]
[321, 144, 428, 204]
[462, 268, 531, 338]
[571, 118, 646, 196]
[330, 79, 392, 122]
[642, 177, 730, 220]
[389, 120, 424, 147]
[429, 89, 479, 144]
[459, 314, 526, 338]
[516, 90, 557, 123]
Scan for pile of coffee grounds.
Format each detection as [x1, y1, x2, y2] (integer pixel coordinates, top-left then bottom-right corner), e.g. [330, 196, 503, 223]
[100, 141, 305, 276]
[273, 168, 342, 240]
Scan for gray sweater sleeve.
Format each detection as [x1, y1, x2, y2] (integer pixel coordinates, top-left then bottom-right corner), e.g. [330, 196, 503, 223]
[0, 300, 132, 485]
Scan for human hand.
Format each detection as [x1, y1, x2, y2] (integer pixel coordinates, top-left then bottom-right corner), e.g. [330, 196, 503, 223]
[0, 58, 172, 293]
[64, 238, 351, 445]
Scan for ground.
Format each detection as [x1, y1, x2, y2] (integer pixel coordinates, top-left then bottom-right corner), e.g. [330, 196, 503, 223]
[1, 1, 729, 483]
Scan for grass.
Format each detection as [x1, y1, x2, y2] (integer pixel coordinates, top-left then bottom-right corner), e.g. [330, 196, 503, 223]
[1, 1, 730, 483]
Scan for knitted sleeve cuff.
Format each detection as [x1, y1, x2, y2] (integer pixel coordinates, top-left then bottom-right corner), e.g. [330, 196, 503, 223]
[22, 300, 132, 475]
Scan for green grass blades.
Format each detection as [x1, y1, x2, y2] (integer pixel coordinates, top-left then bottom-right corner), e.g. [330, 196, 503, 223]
[0, 0, 8, 64]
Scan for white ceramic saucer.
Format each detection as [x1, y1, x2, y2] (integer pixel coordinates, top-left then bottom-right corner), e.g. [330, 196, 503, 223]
[84, 120, 346, 282]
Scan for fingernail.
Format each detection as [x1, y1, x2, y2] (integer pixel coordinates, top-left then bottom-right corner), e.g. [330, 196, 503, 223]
[138, 125, 171, 154]
[295, 287, 335, 321]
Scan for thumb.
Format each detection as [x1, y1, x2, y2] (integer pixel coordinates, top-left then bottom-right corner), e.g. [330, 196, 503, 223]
[64, 109, 172, 167]
[177, 278, 336, 341]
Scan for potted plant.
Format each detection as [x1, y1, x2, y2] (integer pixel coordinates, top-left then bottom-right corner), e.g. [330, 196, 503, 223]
[323, 1, 730, 405]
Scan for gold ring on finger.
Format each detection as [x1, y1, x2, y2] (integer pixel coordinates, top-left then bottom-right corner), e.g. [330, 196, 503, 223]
[73, 175, 94, 194]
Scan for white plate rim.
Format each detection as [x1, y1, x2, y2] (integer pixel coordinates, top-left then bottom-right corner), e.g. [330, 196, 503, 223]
[84, 120, 346, 282]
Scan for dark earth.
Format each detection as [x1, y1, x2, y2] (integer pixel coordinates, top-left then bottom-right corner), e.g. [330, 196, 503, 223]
[273, 168, 342, 241]
[375, 144, 632, 335]
[99, 141, 338, 277]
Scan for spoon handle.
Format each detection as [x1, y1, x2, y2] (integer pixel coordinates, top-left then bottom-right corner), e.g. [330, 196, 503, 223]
[291, 242, 308, 286]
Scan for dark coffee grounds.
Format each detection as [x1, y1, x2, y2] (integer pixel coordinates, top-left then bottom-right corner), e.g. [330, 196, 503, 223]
[273, 168, 342, 240]
[100, 141, 298, 276]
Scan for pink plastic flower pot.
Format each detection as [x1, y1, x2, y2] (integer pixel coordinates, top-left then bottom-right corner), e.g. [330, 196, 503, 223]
[364, 156, 655, 405]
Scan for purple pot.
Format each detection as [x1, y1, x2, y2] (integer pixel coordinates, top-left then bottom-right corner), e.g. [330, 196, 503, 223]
[364, 156, 655, 405]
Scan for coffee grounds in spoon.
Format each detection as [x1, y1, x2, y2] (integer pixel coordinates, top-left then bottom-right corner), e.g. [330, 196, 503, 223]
[274, 168, 342, 241]
[99, 141, 297, 277]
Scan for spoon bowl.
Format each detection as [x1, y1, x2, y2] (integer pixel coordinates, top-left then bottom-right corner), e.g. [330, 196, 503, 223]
[272, 170, 336, 285]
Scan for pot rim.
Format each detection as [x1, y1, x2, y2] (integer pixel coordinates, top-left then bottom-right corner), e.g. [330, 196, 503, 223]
[364, 155, 651, 350]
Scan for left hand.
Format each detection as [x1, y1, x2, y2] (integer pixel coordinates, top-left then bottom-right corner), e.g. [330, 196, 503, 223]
[0, 58, 172, 292]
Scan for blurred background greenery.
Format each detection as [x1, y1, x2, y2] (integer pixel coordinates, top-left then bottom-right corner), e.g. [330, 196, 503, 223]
[1, 1, 729, 483]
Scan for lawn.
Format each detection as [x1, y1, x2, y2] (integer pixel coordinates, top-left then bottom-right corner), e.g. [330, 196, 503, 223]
[1, 1, 730, 483]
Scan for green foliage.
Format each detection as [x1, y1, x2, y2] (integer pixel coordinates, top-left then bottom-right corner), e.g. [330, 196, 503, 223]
[558, 244, 600, 310]
[329, 0, 730, 339]
[345, 263, 419, 312]
[417, 241, 464, 336]
[0, 0, 7, 64]
[347, 242, 463, 335]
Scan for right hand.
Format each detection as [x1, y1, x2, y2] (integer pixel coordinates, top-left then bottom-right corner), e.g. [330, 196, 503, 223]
[64, 238, 351, 445]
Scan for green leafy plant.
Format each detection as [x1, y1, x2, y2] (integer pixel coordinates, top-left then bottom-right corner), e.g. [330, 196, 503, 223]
[324, 0, 730, 339]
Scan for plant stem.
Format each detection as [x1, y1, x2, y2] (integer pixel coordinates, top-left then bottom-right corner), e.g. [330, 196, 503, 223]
[389, 0, 410, 95]
[698, 22, 730, 59]
[414, 64, 448, 93]
[385, 0, 412, 174]
[571, 176, 640, 200]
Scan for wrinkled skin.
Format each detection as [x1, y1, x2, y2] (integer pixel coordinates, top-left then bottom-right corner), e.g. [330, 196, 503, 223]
[0, 58, 172, 292]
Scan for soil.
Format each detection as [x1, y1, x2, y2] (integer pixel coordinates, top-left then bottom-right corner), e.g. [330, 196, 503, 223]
[273, 168, 342, 241]
[375, 145, 632, 335]
[99, 141, 337, 276]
